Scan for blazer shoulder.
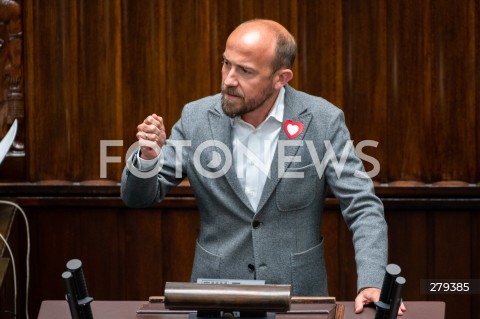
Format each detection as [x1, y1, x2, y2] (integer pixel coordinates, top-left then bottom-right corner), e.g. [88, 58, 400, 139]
[287, 86, 343, 120]
[172, 93, 222, 137]
[182, 93, 222, 117]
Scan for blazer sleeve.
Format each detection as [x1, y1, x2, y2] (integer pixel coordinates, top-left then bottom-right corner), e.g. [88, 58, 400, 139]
[323, 109, 388, 291]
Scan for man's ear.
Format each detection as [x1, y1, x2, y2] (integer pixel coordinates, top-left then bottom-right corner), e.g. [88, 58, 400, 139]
[274, 69, 293, 90]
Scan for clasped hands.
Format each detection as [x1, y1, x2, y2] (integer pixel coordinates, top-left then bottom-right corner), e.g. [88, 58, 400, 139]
[136, 114, 166, 160]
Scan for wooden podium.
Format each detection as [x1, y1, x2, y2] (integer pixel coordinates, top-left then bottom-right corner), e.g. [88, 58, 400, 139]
[140, 296, 343, 319]
[37, 300, 445, 319]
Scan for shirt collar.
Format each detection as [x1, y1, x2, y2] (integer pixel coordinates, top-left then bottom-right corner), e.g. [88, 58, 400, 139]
[231, 86, 285, 127]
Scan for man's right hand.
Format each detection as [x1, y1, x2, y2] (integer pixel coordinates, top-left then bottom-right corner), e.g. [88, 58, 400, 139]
[136, 114, 166, 160]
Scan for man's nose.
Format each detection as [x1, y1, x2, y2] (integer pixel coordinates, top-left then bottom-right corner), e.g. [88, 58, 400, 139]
[223, 69, 238, 87]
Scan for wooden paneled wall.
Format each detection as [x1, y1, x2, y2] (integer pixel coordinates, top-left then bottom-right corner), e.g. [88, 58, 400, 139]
[0, 0, 476, 183]
[0, 1, 479, 319]
[3, 189, 477, 319]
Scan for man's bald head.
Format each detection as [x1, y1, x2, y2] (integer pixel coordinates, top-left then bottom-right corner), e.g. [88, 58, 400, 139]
[229, 19, 296, 73]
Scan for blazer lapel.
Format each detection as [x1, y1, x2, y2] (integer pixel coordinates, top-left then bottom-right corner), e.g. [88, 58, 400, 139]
[255, 86, 312, 213]
[208, 104, 255, 212]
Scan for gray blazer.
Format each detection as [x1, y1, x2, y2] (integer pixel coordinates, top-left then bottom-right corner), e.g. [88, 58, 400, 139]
[121, 85, 387, 296]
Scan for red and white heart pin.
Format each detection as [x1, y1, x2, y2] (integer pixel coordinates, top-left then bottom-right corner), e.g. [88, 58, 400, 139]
[283, 119, 304, 139]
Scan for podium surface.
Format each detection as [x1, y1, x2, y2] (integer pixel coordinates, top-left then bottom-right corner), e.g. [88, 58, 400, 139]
[37, 300, 445, 319]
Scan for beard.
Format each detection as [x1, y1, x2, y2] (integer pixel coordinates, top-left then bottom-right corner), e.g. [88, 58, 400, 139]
[221, 84, 275, 118]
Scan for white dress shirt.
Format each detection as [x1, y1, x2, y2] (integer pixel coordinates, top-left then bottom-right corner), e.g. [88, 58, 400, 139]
[137, 86, 286, 211]
[231, 87, 285, 211]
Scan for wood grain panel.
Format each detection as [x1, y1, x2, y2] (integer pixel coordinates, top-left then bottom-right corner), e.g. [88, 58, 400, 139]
[476, 0, 480, 183]
[123, 208, 164, 299]
[386, 209, 428, 301]
[297, 0, 343, 106]
[386, 0, 431, 182]
[431, 211, 473, 319]
[23, 1, 124, 181]
[3, 191, 477, 319]
[342, 0, 388, 182]
[78, 209, 123, 300]
[24, 0, 75, 180]
[75, 1, 123, 181]
[18, 0, 480, 184]
[163, 1, 214, 131]
[120, 0, 167, 180]
[472, 211, 480, 317]
[161, 208, 199, 286]
[322, 206, 358, 299]
[27, 207, 82, 315]
[430, 0, 477, 182]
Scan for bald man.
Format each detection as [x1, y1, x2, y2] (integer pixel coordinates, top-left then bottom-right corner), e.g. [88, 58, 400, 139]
[122, 19, 405, 315]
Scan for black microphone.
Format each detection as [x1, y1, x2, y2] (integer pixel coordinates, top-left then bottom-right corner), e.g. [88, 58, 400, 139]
[63, 259, 94, 319]
[375, 264, 405, 319]
[389, 277, 406, 319]
[62, 271, 80, 319]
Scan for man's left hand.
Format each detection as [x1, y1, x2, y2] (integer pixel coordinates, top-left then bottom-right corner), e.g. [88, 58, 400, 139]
[354, 287, 406, 315]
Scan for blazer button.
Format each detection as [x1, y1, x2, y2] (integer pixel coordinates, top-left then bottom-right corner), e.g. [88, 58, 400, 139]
[252, 221, 261, 229]
[248, 264, 255, 272]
